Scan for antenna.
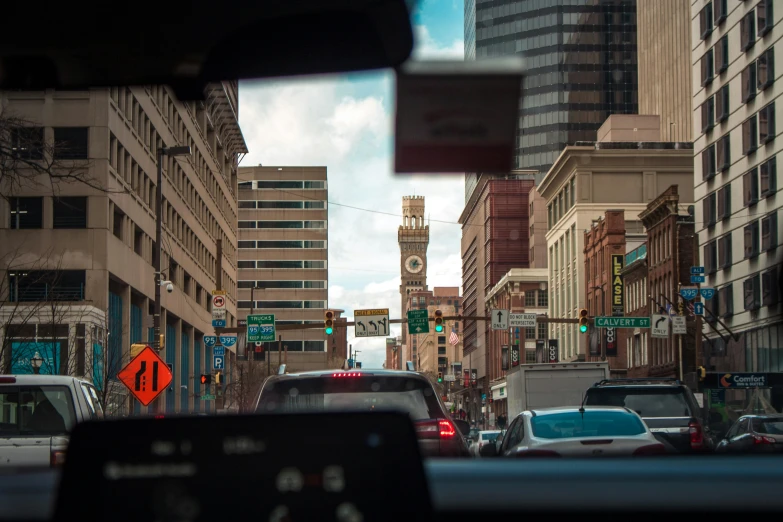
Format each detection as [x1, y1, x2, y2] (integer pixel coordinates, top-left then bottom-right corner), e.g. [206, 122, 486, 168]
[579, 392, 587, 417]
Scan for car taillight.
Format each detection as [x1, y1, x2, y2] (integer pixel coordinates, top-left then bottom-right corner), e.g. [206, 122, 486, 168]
[154, 415, 165, 419]
[632, 443, 667, 456]
[753, 435, 776, 445]
[415, 419, 457, 440]
[515, 450, 561, 458]
[50, 450, 66, 467]
[331, 372, 362, 377]
[0, 377, 16, 384]
[689, 421, 704, 449]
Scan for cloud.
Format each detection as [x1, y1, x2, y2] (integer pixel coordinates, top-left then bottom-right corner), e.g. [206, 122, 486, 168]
[411, 25, 464, 60]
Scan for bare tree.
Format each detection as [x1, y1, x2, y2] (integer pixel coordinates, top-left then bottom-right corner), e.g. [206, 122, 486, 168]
[222, 359, 270, 413]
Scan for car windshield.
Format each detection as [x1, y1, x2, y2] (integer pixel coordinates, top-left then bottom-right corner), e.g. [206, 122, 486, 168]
[256, 376, 445, 422]
[0, 385, 76, 435]
[481, 432, 500, 441]
[755, 420, 783, 435]
[530, 411, 647, 439]
[585, 388, 692, 418]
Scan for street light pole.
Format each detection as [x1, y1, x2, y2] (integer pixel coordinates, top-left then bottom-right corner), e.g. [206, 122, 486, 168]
[154, 146, 191, 352]
[592, 286, 606, 361]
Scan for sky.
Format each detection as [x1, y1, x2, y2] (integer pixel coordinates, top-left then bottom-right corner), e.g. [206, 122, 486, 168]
[237, 1, 465, 369]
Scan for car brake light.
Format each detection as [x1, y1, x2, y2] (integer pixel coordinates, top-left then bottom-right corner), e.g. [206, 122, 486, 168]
[50, 450, 66, 467]
[438, 419, 456, 438]
[0, 377, 17, 384]
[632, 443, 667, 456]
[331, 372, 362, 377]
[154, 415, 165, 419]
[689, 421, 704, 449]
[415, 419, 457, 440]
[515, 450, 561, 458]
[753, 435, 776, 445]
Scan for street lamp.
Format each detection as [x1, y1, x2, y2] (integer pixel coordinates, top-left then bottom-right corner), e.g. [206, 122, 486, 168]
[539, 281, 548, 292]
[31, 352, 43, 374]
[154, 145, 192, 352]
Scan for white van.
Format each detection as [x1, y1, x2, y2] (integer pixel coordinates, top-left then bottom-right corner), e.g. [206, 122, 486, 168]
[0, 375, 104, 467]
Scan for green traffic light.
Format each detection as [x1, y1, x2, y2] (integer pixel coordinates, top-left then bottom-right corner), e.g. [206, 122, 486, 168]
[325, 327, 333, 335]
[435, 324, 444, 332]
[579, 324, 588, 333]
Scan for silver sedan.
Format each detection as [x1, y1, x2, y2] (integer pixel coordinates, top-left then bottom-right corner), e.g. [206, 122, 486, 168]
[481, 406, 667, 458]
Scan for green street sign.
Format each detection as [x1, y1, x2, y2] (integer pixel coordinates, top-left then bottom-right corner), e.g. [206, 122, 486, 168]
[247, 314, 275, 342]
[407, 309, 430, 335]
[201, 394, 216, 400]
[595, 316, 651, 328]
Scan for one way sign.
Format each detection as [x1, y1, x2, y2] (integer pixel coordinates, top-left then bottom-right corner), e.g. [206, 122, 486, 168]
[491, 309, 509, 330]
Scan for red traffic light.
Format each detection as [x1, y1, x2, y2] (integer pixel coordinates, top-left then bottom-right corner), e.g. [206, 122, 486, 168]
[200, 374, 212, 385]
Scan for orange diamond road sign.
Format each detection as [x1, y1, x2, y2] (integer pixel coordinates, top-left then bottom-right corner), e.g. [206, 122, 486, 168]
[118, 346, 172, 406]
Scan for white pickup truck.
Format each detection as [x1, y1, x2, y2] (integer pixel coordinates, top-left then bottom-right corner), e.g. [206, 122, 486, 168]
[0, 375, 104, 467]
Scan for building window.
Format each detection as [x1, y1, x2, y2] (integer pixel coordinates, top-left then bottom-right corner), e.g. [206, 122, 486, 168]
[52, 197, 87, 229]
[742, 62, 758, 102]
[237, 261, 255, 269]
[701, 48, 715, 86]
[717, 134, 730, 171]
[537, 321, 546, 339]
[759, 102, 775, 144]
[704, 192, 717, 227]
[699, 2, 714, 38]
[525, 291, 536, 307]
[761, 212, 778, 251]
[718, 233, 732, 269]
[702, 97, 715, 133]
[716, 85, 729, 122]
[702, 144, 716, 180]
[744, 167, 760, 206]
[10, 126, 44, 160]
[526, 327, 536, 339]
[715, 35, 729, 73]
[758, 47, 775, 91]
[8, 270, 86, 302]
[740, 11, 756, 51]
[238, 221, 257, 228]
[437, 336, 446, 344]
[714, 0, 727, 25]
[743, 116, 759, 155]
[762, 268, 780, 306]
[744, 221, 760, 259]
[9, 197, 43, 229]
[719, 284, 734, 317]
[53, 127, 89, 159]
[538, 289, 548, 307]
[757, 0, 773, 36]
[760, 156, 777, 197]
[717, 185, 731, 220]
[743, 274, 761, 311]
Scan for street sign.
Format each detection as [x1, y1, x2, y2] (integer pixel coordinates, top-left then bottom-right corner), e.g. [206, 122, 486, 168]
[212, 289, 227, 296]
[213, 354, 224, 370]
[407, 309, 430, 334]
[690, 266, 705, 275]
[693, 302, 705, 316]
[651, 314, 669, 339]
[680, 287, 699, 300]
[595, 316, 651, 328]
[117, 346, 172, 406]
[247, 314, 275, 342]
[509, 313, 536, 328]
[204, 336, 217, 347]
[547, 339, 559, 363]
[491, 309, 509, 330]
[219, 335, 237, 347]
[386, 338, 396, 346]
[354, 309, 390, 337]
[700, 288, 716, 300]
[201, 394, 216, 401]
[212, 294, 227, 328]
[444, 374, 456, 382]
[672, 316, 687, 334]
[213, 346, 225, 356]
[718, 373, 768, 388]
[348, 358, 355, 368]
[690, 275, 705, 284]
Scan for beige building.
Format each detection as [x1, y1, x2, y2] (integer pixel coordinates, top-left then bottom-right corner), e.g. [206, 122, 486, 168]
[691, 0, 782, 366]
[0, 84, 245, 415]
[406, 287, 462, 376]
[236, 166, 330, 369]
[540, 114, 694, 362]
[398, 196, 429, 347]
[637, 0, 693, 141]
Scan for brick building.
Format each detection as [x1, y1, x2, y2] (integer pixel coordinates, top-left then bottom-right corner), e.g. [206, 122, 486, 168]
[621, 244, 650, 377]
[405, 287, 462, 375]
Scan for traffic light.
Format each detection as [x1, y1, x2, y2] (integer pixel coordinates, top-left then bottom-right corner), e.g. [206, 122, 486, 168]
[324, 310, 334, 335]
[434, 309, 444, 332]
[200, 374, 212, 385]
[578, 309, 589, 333]
[215, 372, 222, 385]
[698, 366, 706, 381]
[437, 372, 443, 383]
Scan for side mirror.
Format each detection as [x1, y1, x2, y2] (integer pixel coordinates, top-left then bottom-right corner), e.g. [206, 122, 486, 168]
[453, 419, 470, 437]
[480, 443, 498, 457]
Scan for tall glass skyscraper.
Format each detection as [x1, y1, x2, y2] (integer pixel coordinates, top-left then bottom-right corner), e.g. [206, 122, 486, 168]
[464, 0, 638, 184]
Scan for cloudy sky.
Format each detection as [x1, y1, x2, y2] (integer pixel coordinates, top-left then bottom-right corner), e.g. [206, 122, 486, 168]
[238, 1, 465, 369]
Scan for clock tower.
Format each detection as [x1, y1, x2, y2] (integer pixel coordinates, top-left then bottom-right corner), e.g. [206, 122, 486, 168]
[399, 196, 429, 344]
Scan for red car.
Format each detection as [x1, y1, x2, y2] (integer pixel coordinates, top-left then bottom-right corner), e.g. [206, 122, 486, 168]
[255, 369, 471, 458]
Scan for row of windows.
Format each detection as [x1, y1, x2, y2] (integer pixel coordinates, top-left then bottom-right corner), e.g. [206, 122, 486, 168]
[9, 126, 88, 160]
[703, 210, 778, 274]
[523, 289, 549, 307]
[237, 260, 326, 270]
[547, 177, 576, 228]
[238, 240, 326, 249]
[238, 200, 326, 210]
[238, 280, 326, 289]
[626, 277, 648, 314]
[704, 156, 777, 226]
[248, 340, 325, 353]
[238, 180, 326, 190]
[703, 267, 779, 320]
[7, 270, 86, 302]
[9, 197, 86, 230]
[237, 301, 326, 309]
[238, 220, 326, 229]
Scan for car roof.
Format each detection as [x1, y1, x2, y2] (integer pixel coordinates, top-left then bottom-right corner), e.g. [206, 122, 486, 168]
[266, 369, 431, 382]
[1, 375, 90, 385]
[527, 406, 634, 416]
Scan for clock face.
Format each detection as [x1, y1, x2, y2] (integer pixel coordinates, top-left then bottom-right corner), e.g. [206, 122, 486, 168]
[406, 255, 424, 274]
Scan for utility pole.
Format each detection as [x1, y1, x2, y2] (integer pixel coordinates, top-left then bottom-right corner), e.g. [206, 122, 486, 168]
[215, 238, 223, 412]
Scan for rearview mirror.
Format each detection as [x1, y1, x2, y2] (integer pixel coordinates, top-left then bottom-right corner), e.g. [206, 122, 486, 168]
[479, 443, 498, 458]
[453, 419, 470, 437]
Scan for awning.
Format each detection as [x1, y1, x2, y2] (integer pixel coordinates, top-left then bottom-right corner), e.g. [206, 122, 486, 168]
[490, 380, 506, 392]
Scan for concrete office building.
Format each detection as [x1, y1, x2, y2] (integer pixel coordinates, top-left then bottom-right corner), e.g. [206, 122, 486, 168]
[464, 0, 639, 182]
[691, 0, 782, 370]
[539, 114, 693, 362]
[0, 84, 245, 415]
[236, 166, 338, 371]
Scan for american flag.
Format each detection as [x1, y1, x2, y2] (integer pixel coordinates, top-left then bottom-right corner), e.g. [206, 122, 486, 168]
[449, 328, 460, 345]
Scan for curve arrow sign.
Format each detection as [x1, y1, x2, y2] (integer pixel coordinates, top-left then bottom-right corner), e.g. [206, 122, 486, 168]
[369, 321, 378, 331]
[655, 317, 667, 328]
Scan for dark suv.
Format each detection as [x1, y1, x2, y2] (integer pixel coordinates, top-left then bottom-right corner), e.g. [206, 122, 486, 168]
[584, 378, 716, 454]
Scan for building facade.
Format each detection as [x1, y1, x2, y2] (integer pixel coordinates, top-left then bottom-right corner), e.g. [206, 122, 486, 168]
[0, 84, 246, 415]
[236, 166, 331, 368]
[636, 0, 693, 141]
[405, 287, 462, 376]
[399, 196, 429, 346]
[464, 0, 639, 177]
[622, 243, 650, 376]
[539, 114, 694, 362]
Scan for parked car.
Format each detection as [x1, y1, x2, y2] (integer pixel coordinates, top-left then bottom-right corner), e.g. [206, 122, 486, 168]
[715, 414, 783, 454]
[480, 406, 668, 458]
[255, 369, 471, 458]
[583, 378, 717, 453]
[0, 375, 104, 467]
